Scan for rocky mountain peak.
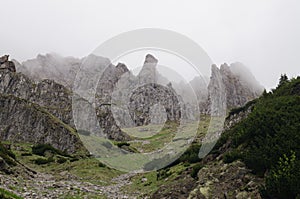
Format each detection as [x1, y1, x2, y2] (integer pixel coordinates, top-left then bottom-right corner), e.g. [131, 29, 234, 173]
[115, 63, 129, 75]
[144, 54, 158, 65]
[0, 55, 16, 72]
[137, 54, 160, 84]
[208, 63, 263, 111]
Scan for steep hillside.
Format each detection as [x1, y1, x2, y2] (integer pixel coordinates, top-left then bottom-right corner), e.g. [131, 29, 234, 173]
[0, 94, 86, 155]
[124, 75, 299, 199]
[0, 70, 73, 127]
[190, 75, 300, 198]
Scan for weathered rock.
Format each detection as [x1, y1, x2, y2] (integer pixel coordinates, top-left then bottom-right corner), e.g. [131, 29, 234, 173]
[0, 70, 73, 127]
[0, 55, 16, 72]
[0, 55, 9, 64]
[188, 161, 263, 199]
[20, 53, 81, 89]
[12, 53, 264, 142]
[129, 83, 181, 126]
[207, 63, 263, 114]
[0, 94, 86, 154]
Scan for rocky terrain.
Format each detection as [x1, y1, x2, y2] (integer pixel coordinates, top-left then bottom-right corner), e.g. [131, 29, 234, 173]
[15, 53, 263, 114]
[0, 170, 136, 199]
[0, 53, 273, 199]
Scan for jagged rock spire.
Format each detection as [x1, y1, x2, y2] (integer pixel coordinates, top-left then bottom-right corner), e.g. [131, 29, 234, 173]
[0, 55, 16, 72]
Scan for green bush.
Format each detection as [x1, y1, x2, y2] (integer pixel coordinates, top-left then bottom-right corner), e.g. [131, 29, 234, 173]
[57, 156, 67, 164]
[263, 152, 300, 199]
[21, 152, 32, 157]
[0, 143, 16, 166]
[116, 142, 130, 147]
[98, 162, 107, 167]
[215, 76, 300, 197]
[156, 168, 171, 180]
[70, 157, 79, 162]
[32, 144, 68, 157]
[0, 188, 23, 199]
[190, 164, 203, 179]
[223, 150, 241, 164]
[33, 157, 54, 165]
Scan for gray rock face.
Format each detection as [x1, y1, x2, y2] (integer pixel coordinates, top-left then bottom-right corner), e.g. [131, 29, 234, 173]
[15, 53, 132, 141]
[11, 53, 264, 143]
[0, 55, 16, 72]
[207, 63, 263, 114]
[224, 101, 256, 131]
[0, 67, 87, 154]
[0, 94, 85, 154]
[20, 53, 81, 89]
[0, 70, 73, 127]
[128, 83, 181, 126]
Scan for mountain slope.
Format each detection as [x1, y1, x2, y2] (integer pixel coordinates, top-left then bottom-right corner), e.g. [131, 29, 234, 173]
[190, 76, 300, 198]
[0, 94, 86, 155]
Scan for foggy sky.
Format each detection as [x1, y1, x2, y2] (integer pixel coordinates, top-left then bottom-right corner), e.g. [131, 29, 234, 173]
[1, 0, 299, 89]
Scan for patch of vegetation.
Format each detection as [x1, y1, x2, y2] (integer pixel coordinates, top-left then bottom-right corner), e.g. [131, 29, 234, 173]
[216, 75, 300, 198]
[98, 162, 107, 168]
[113, 141, 139, 153]
[57, 156, 68, 164]
[33, 157, 54, 165]
[0, 188, 23, 199]
[0, 142, 16, 166]
[262, 151, 300, 199]
[115, 142, 130, 147]
[32, 143, 69, 157]
[124, 163, 189, 197]
[190, 163, 203, 179]
[228, 99, 257, 117]
[175, 143, 201, 164]
[20, 152, 32, 157]
[11, 142, 122, 186]
[223, 149, 242, 163]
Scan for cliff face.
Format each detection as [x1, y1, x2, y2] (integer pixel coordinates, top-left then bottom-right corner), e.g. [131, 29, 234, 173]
[13, 53, 264, 142]
[0, 69, 86, 154]
[128, 83, 181, 126]
[207, 63, 263, 113]
[17, 53, 263, 112]
[18, 53, 81, 89]
[0, 94, 84, 154]
[0, 69, 73, 127]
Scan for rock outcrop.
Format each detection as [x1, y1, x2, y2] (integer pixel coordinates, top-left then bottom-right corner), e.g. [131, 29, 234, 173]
[188, 160, 263, 199]
[207, 63, 263, 114]
[0, 94, 86, 154]
[0, 63, 86, 154]
[128, 83, 181, 126]
[19, 53, 81, 89]
[0, 55, 16, 72]
[0, 70, 73, 127]
[12, 53, 264, 142]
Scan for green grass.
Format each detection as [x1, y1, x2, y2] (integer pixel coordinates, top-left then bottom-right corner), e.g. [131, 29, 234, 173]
[11, 142, 122, 186]
[122, 163, 191, 198]
[0, 188, 23, 199]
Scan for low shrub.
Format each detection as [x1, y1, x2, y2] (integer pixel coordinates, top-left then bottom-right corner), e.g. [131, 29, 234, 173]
[21, 152, 32, 157]
[98, 162, 107, 167]
[32, 144, 68, 157]
[0, 188, 23, 199]
[116, 142, 130, 148]
[263, 152, 300, 199]
[190, 164, 203, 179]
[223, 150, 241, 163]
[57, 156, 67, 164]
[33, 157, 54, 165]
